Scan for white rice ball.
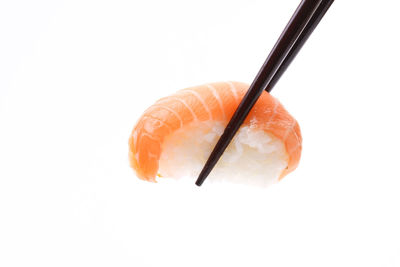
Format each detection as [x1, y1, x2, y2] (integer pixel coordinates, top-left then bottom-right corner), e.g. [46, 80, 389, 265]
[158, 121, 288, 187]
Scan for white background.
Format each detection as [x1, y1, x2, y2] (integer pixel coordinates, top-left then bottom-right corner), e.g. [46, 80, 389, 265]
[1, 0, 400, 266]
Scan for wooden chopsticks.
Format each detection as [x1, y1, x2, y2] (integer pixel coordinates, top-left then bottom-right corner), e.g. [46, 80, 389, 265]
[195, 0, 334, 186]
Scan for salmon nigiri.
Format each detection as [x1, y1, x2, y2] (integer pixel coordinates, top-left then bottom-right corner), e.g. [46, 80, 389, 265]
[129, 81, 302, 186]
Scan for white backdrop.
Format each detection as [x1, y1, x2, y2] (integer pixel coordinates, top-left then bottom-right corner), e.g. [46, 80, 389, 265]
[1, 1, 400, 266]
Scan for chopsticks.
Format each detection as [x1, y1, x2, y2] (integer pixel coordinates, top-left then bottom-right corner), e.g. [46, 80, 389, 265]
[195, 0, 334, 186]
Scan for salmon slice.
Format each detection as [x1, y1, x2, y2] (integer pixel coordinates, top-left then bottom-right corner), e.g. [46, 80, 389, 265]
[129, 81, 302, 183]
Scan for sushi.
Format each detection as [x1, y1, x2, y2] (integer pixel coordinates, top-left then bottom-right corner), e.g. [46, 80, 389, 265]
[129, 81, 302, 187]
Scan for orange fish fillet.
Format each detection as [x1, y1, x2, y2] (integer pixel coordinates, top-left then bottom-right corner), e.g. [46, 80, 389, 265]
[129, 81, 302, 182]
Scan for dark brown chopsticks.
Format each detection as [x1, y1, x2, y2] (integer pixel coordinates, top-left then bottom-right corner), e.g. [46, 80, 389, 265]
[195, 0, 334, 186]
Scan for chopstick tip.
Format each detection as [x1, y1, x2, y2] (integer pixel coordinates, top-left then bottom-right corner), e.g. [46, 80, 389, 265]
[195, 170, 209, 186]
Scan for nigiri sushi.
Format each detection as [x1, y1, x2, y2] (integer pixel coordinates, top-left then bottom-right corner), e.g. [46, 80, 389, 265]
[129, 81, 302, 187]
